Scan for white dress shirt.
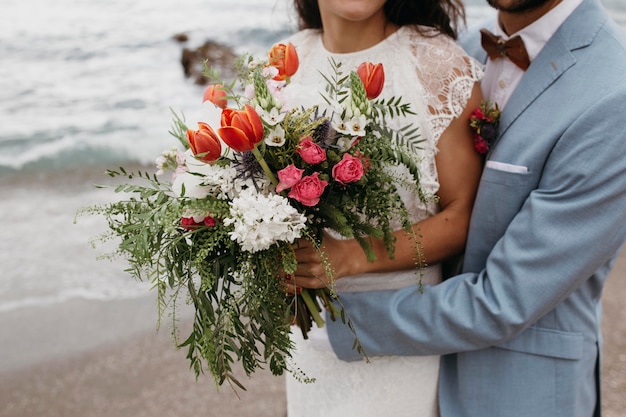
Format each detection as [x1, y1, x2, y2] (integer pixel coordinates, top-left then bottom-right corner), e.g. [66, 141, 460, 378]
[481, 0, 583, 107]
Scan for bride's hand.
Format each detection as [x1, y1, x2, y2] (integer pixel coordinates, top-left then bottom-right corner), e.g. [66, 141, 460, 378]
[288, 232, 356, 290]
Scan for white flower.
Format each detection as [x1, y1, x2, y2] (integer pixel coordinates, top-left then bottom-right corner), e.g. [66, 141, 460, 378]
[333, 117, 350, 135]
[155, 156, 167, 176]
[223, 188, 307, 253]
[333, 113, 368, 137]
[259, 106, 286, 126]
[265, 124, 286, 147]
[156, 147, 185, 177]
[347, 114, 369, 136]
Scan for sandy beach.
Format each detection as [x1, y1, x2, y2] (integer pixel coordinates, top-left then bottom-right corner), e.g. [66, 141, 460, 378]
[0, 166, 624, 417]
[0, 297, 286, 417]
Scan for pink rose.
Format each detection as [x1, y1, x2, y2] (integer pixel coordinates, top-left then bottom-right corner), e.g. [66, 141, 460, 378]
[203, 216, 217, 227]
[296, 136, 326, 165]
[475, 141, 488, 154]
[276, 164, 305, 193]
[180, 215, 217, 229]
[471, 107, 485, 120]
[181, 217, 198, 230]
[332, 153, 364, 184]
[288, 172, 328, 207]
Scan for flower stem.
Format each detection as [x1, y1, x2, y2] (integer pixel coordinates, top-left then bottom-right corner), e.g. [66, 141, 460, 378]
[300, 289, 325, 329]
[251, 147, 278, 186]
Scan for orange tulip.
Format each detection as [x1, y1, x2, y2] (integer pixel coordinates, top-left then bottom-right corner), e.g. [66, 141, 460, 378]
[187, 122, 222, 162]
[268, 42, 299, 81]
[218, 105, 264, 152]
[356, 62, 385, 99]
[202, 84, 228, 109]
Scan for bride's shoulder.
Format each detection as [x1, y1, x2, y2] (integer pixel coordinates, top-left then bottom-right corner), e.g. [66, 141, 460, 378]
[399, 25, 482, 78]
[399, 25, 469, 57]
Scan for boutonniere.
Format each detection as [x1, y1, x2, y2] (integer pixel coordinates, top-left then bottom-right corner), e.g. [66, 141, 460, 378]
[469, 100, 501, 154]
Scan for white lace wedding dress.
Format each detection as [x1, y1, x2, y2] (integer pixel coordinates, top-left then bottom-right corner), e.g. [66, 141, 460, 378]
[282, 26, 482, 417]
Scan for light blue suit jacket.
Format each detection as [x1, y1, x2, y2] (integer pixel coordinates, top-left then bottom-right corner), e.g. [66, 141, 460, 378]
[326, 0, 626, 416]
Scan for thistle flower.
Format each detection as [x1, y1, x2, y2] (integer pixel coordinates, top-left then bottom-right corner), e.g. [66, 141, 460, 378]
[313, 117, 335, 147]
[232, 151, 265, 184]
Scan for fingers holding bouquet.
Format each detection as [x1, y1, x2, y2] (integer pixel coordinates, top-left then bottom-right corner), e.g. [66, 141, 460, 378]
[280, 238, 328, 295]
[290, 238, 331, 290]
[287, 231, 362, 291]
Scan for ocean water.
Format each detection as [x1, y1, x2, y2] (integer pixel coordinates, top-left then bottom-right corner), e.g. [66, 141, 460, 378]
[0, 0, 623, 312]
[0, 0, 296, 174]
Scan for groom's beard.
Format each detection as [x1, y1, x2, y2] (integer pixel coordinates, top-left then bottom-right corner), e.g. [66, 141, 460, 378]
[486, 0, 557, 13]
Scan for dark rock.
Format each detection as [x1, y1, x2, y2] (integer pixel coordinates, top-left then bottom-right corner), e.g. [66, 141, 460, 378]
[180, 39, 237, 85]
[173, 33, 189, 43]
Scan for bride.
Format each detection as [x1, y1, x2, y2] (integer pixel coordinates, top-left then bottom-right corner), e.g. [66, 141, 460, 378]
[281, 0, 484, 416]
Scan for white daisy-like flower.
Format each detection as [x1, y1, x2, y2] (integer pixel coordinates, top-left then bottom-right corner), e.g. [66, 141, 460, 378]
[347, 114, 369, 136]
[333, 113, 368, 137]
[265, 124, 286, 147]
[223, 188, 307, 253]
[333, 117, 350, 135]
[259, 106, 286, 126]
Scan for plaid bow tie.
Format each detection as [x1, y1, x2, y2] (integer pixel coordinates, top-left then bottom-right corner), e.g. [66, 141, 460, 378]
[480, 28, 531, 71]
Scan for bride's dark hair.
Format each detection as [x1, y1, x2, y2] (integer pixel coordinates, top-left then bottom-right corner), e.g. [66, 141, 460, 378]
[292, 0, 466, 39]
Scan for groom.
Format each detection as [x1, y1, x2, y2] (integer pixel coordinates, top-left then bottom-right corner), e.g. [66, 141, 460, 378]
[324, 0, 626, 415]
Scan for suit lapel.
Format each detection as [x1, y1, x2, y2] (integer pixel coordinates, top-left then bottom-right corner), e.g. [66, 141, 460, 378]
[496, 36, 576, 139]
[493, 0, 607, 145]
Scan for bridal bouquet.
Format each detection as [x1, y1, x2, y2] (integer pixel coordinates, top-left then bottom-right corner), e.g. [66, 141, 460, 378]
[87, 42, 425, 389]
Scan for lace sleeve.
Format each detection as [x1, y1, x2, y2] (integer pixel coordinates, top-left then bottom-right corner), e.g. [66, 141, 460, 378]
[408, 28, 484, 142]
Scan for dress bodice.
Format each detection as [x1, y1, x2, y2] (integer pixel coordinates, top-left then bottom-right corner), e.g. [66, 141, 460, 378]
[285, 26, 482, 208]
